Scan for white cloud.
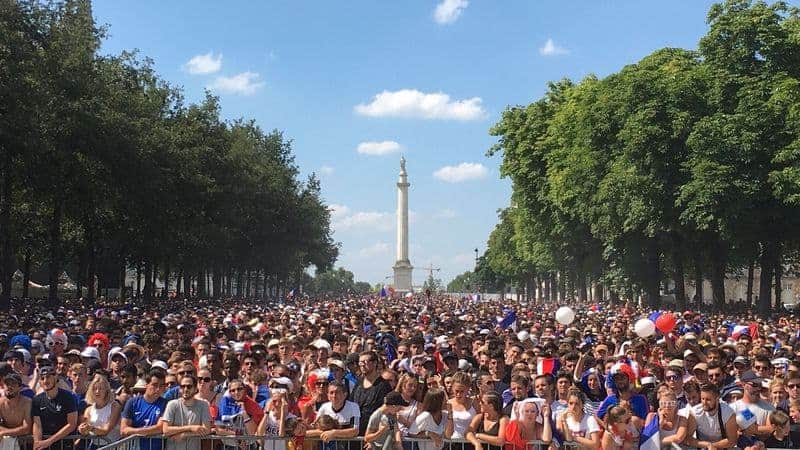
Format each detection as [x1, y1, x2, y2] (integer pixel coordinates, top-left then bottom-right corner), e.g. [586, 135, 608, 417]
[357, 141, 402, 156]
[184, 51, 223, 75]
[433, 162, 489, 182]
[319, 165, 335, 175]
[207, 72, 264, 95]
[358, 242, 392, 258]
[334, 211, 393, 231]
[328, 204, 351, 222]
[539, 38, 569, 56]
[434, 0, 469, 24]
[435, 208, 458, 219]
[355, 89, 485, 121]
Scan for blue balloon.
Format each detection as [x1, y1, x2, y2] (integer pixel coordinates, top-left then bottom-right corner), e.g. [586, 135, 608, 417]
[648, 311, 662, 322]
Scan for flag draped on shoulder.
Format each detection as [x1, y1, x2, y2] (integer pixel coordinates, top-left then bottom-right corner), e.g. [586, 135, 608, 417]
[639, 414, 660, 450]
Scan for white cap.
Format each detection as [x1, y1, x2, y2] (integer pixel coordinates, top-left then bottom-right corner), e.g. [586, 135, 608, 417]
[80, 347, 100, 360]
[151, 360, 168, 370]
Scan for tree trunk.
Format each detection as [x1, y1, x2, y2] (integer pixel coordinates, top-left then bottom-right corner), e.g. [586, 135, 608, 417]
[758, 240, 776, 317]
[577, 271, 588, 302]
[21, 247, 31, 299]
[143, 260, 153, 302]
[643, 239, 661, 309]
[86, 242, 97, 305]
[47, 198, 63, 306]
[709, 241, 726, 310]
[118, 263, 127, 301]
[184, 273, 192, 297]
[774, 254, 783, 310]
[236, 269, 244, 298]
[557, 270, 566, 302]
[197, 270, 206, 297]
[151, 263, 158, 298]
[162, 263, 170, 299]
[212, 268, 222, 298]
[135, 263, 142, 298]
[0, 151, 14, 310]
[175, 270, 182, 297]
[671, 242, 687, 311]
[693, 260, 703, 306]
[746, 259, 754, 307]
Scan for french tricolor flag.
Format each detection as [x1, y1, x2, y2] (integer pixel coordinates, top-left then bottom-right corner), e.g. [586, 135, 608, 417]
[731, 324, 751, 339]
[639, 414, 660, 450]
[537, 357, 561, 376]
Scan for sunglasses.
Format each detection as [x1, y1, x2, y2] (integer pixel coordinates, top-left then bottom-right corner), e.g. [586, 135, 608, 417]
[315, 381, 329, 386]
[787, 384, 800, 389]
[665, 375, 680, 381]
[177, 371, 193, 376]
[199, 377, 212, 383]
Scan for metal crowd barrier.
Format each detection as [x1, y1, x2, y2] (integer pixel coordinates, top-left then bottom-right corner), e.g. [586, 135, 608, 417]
[92, 435, 577, 450]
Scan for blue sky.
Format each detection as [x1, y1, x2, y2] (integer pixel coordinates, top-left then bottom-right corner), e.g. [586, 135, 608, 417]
[93, 0, 736, 287]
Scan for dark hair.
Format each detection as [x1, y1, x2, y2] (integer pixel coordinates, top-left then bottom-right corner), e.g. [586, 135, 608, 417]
[510, 373, 530, 386]
[482, 391, 503, 414]
[699, 383, 719, 396]
[147, 368, 166, 382]
[180, 374, 198, 386]
[328, 380, 348, 394]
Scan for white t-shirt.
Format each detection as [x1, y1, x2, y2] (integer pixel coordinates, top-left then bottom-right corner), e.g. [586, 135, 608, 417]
[730, 399, 774, 427]
[317, 400, 361, 430]
[410, 411, 448, 450]
[565, 414, 600, 439]
[691, 402, 735, 442]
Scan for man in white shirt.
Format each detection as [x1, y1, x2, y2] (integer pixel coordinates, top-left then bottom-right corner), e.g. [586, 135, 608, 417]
[308, 381, 359, 442]
[730, 370, 774, 439]
[686, 383, 738, 449]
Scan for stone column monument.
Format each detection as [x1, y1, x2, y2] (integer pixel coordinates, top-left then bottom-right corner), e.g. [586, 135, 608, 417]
[393, 157, 413, 292]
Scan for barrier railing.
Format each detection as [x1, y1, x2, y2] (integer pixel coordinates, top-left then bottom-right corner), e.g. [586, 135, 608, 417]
[93, 435, 576, 450]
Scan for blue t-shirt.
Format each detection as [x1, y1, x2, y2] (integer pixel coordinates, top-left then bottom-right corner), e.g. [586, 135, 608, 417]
[122, 396, 168, 450]
[596, 393, 649, 420]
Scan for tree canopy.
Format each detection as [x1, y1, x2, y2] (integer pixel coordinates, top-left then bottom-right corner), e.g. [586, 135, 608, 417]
[485, 0, 800, 314]
[0, 0, 338, 307]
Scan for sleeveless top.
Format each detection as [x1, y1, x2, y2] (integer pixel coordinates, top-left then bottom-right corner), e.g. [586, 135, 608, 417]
[477, 415, 503, 450]
[450, 405, 476, 439]
[87, 402, 121, 443]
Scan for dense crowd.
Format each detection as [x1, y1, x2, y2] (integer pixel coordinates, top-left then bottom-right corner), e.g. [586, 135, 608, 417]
[0, 295, 799, 450]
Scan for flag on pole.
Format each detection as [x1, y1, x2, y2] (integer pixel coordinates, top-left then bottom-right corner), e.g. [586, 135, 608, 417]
[379, 286, 387, 298]
[287, 289, 295, 299]
[497, 309, 517, 331]
[639, 413, 660, 450]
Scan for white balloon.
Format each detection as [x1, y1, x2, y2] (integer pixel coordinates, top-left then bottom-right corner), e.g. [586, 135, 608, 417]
[517, 331, 530, 342]
[405, 292, 414, 298]
[555, 306, 575, 325]
[634, 318, 656, 338]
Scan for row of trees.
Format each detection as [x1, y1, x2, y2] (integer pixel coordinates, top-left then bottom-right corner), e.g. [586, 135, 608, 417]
[0, 0, 338, 308]
[484, 0, 800, 315]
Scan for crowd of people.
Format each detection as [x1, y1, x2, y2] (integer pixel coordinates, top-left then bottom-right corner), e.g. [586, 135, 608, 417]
[0, 294, 799, 450]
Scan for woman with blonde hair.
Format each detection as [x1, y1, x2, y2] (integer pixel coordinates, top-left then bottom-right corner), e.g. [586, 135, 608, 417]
[78, 374, 122, 449]
[445, 371, 476, 439]
[503, 398, 552, 450]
